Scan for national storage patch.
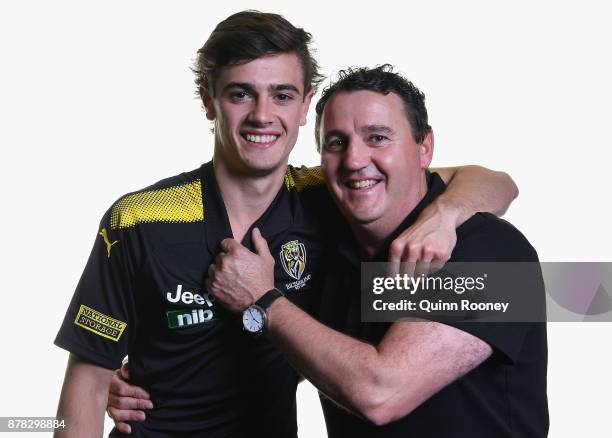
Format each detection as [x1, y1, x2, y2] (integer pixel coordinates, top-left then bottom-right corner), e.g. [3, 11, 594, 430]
[74, 305, 127, 342]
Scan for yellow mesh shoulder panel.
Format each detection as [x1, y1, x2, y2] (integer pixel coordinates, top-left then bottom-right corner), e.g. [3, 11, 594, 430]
[284, 166, 325, 192]
[110, 180, 203, 229]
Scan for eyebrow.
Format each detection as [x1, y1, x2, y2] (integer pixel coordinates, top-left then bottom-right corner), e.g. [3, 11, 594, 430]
[271, 84, 301, 95]
[323, 124, 395, 140]
[221, 82, 256, 94]
[323, 129, 346, 141]
[361, 124, 395, 135]
[221, 82, 301, 95]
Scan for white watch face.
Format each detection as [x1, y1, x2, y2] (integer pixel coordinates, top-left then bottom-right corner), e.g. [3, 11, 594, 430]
[243, 305, 265, 333]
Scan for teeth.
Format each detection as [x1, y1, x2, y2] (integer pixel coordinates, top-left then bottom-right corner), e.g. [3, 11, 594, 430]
[347, 179, 378, 189]
[245, 134, 278, 144]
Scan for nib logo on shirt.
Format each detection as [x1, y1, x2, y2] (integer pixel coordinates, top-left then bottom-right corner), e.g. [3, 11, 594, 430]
[167, 308, 217, 328]
[165, 284, 218, 329]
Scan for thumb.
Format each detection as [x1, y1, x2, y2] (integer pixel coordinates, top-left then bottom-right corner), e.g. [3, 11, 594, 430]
[252, 228, 272, 258]
[120, 360, 130, 380]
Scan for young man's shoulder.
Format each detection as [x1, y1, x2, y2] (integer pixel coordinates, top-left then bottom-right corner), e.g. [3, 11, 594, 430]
[453, 212, 539, 262]
[105, 167, 203, 231]
[284, 164, 340, 224]
[284, 164, 326, 192]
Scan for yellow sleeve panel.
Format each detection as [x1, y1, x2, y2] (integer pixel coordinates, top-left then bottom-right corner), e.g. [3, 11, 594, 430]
[284, 166, 325, 192]
[110, 180, 204, 229]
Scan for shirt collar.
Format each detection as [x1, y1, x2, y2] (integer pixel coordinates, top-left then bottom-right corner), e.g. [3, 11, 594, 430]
[201, 161, 294, 255]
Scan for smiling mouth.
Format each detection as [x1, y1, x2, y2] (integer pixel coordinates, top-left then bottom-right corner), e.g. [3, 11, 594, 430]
[242, 133, 280, 145]
[345, 179, 381, 190]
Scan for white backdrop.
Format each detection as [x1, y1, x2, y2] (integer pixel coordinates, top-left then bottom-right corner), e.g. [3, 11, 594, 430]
[1, 1, 610, 436]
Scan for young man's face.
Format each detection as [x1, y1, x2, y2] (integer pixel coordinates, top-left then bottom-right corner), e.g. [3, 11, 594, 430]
[319, 90, 433, 228]
[204, 53, 313, 175]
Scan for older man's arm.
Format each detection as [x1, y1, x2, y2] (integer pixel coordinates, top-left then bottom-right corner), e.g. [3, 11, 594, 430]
[207, 231, 493, 426]
[55, 353, 114, 438]
[265, 299, 492, 425]
[389, 165, 518, 272]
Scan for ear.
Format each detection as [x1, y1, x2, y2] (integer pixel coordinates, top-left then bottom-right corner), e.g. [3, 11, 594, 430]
[200, 86, 216, 121]
[299, 90, 315, 126]
[419, 129, 434, 169]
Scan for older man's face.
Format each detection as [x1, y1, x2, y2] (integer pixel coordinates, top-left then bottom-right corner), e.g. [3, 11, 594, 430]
[319, 90, 433, 229]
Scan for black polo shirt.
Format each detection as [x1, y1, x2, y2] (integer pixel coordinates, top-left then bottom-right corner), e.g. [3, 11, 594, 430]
[318, 173, 549, 438]
[55, 161, 332, 437]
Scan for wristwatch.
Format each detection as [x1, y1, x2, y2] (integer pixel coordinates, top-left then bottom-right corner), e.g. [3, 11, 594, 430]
[242, 288, 284, 334]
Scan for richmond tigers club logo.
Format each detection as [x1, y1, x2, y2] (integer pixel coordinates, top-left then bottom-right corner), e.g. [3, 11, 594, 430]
[280, 240, 306, 280]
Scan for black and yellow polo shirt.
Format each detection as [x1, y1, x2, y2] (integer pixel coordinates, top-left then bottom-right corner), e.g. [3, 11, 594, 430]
[55, 160, 334, 438]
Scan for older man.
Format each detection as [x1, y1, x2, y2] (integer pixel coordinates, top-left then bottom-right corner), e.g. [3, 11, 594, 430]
[207, 65, 548, 437]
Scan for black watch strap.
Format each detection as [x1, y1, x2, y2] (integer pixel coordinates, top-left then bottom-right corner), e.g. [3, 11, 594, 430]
[255, 288, 284, 310]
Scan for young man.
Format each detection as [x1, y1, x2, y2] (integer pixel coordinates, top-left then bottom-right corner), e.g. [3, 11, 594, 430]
[55, 12, 518, 438]
[206, 66, 548, 437]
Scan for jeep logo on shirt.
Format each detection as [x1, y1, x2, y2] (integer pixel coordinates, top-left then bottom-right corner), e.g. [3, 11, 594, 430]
[166, 284, 214, 306]
[166, 285, 218, 329]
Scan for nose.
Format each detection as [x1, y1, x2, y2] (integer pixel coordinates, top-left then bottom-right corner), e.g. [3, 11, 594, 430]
[247, 97, 273, 126]
[342, 139, 371, 171]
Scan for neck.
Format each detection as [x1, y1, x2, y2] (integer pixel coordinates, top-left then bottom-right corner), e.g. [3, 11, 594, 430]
[213, 156, 287, 243]
[351, 174, 428, 259]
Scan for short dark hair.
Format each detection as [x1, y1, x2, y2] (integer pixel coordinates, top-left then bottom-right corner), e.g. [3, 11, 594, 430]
[193, 10, 324, 97]
[315, 64, 431, 151]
